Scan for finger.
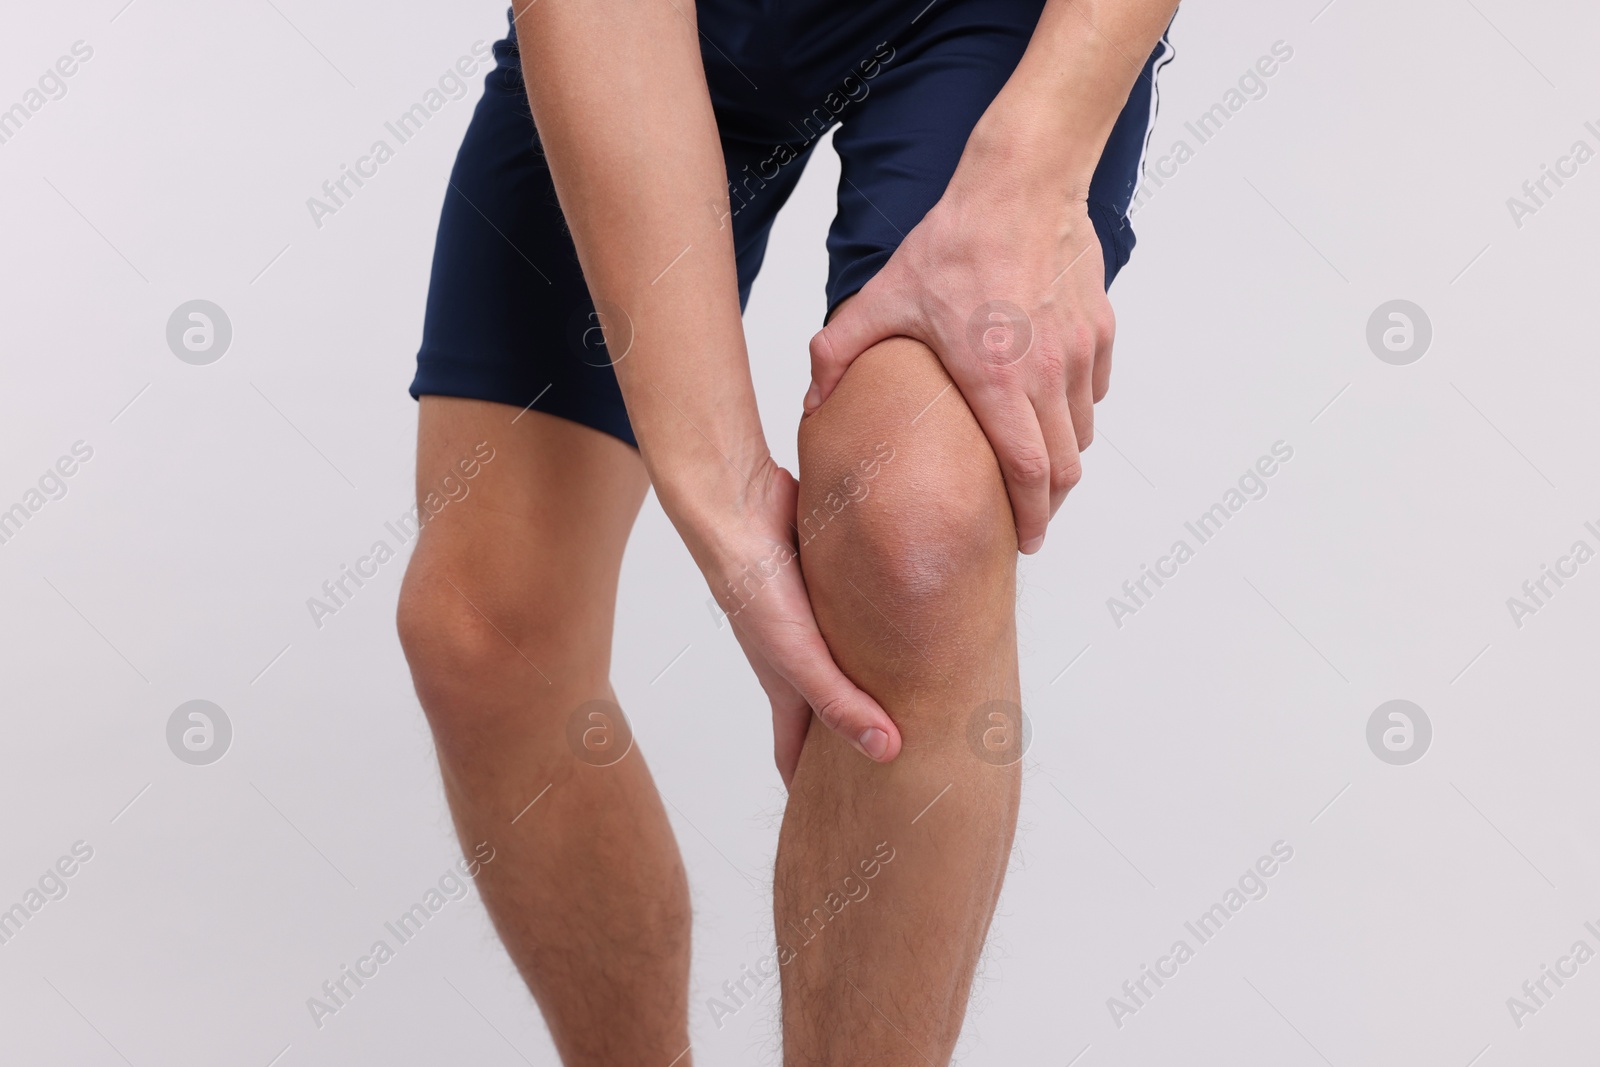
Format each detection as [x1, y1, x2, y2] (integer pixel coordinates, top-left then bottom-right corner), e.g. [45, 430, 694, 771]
[738, 634, 811, 786]
[1066, 345, 1096, 454]
[749, 464, 894, 768]
[963, 383, 1052, 553]
[771, 694, 812, 788]
[770, 614, 902, 764]
[805, 285, 894, 412]
[1092, 303, 1115, 402]
[726, 610, 813, 785]
[1036, 380, 1084, 520]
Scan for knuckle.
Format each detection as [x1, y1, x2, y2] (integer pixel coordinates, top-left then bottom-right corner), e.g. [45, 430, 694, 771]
[811, 693, 851, 732]
[1033, 345, 1068, 384]
[808, 331, 833, 366]
[1095, 306, 1116, 346]
[1064, 323, 1097, 366]
[1054, 457, 1084, 493]
[1008, 447, 1051, 488]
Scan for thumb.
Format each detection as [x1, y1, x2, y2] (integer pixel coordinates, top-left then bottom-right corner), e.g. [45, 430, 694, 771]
[805, 291, 894, 413]
[779, 622, 903, 765]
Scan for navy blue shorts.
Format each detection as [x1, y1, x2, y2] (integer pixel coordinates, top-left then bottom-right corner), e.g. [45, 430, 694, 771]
[411, 2, 1173, 447]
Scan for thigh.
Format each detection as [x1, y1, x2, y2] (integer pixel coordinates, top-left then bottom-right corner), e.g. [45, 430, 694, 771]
[825, 0, 1174, 309]
[412, 16, 821, 447]
[410, 27, 637, 446]
[403, 397, 650, 671]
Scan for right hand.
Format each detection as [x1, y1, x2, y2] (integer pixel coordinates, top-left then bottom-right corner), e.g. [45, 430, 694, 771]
[804, 131, 1115, 556]
[697, 457, 902, 787]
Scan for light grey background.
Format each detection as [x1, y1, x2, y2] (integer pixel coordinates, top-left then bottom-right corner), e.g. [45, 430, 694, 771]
[3, 0, 1598, 1063]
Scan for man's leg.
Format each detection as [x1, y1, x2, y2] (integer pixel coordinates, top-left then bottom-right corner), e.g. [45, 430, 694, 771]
[777, 338, 1023, 1064]
[397, 397, 693, 1066]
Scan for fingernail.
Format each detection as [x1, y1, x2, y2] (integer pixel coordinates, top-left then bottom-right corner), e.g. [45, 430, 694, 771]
[803, 383, 822, 411]
[1021, 535, 1044, 554]
[858, 727, 889, 760]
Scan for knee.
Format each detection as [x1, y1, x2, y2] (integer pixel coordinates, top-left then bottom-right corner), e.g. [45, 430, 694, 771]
[396, 554, 583, 733]
[805, 451, 1010, 617]
[396, 565, 525, 712]
[797, 337, 1014, 621]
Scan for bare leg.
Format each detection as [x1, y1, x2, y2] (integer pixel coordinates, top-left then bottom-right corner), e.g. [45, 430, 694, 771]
[397, 398, 693, 1066]
[775, 338, 1023, 1065]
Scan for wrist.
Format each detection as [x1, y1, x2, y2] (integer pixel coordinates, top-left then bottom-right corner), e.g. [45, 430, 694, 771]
[961, 97, 1107, 202]
[961, 15, 1136, 199]
[654, 451, 785, 571]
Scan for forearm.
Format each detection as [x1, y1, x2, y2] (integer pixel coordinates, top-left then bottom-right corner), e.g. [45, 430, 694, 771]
[511, 0, 765, 562]
[966, 0, 1179, 193]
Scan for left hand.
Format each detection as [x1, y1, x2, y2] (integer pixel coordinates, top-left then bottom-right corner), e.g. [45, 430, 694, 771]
[690, 456, 903, 787]
[804, 141, 1115, 555]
